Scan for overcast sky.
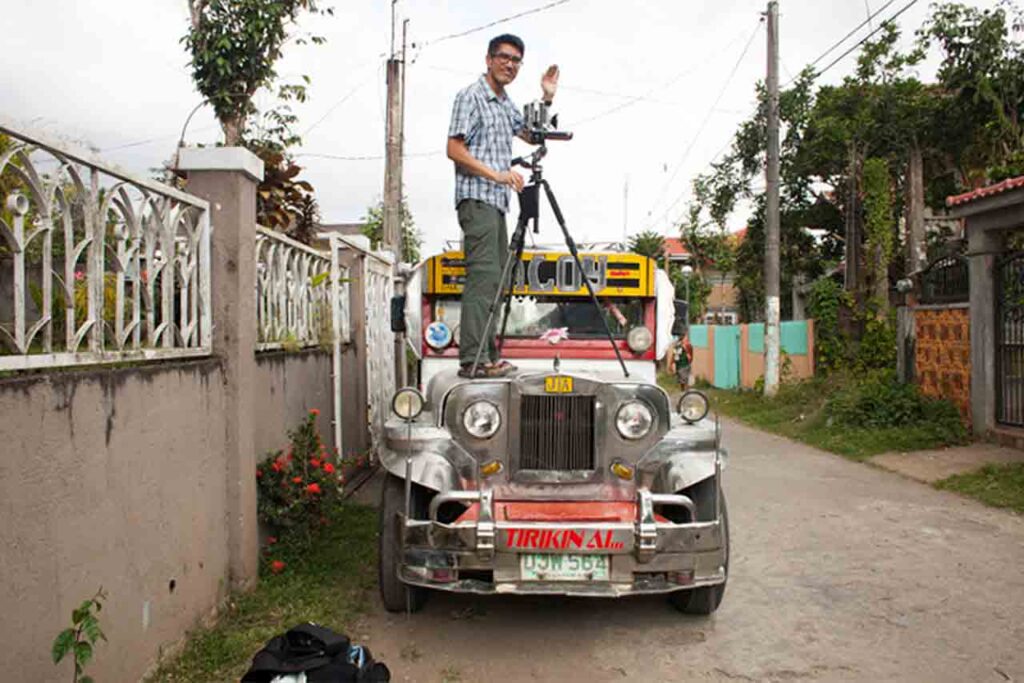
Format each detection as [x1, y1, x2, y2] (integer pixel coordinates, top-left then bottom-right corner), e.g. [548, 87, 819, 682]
[0, 0, 1002, 256]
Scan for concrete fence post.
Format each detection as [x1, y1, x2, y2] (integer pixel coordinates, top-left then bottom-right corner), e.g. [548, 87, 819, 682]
[178, 148, 264, 588]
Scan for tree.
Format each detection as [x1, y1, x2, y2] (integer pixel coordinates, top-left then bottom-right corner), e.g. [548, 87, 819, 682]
[362, 199, 421, 264]
[919, 1, 1024, 183]
[676, 205, 736, 321]
[183, 0, 331, 145]
[862, 157, 895, 315]
[627, 230, 666, 264]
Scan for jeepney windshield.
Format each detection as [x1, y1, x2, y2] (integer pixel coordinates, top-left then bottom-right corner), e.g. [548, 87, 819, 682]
[432, 297, 645, 339]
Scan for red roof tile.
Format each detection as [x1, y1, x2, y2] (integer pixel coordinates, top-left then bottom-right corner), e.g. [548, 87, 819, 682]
[662, 237, 690, 256]
[946, 175, 1024, 207]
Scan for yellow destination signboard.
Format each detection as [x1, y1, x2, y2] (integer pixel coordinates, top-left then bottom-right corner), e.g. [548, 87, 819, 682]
[425, 251, 655, 298]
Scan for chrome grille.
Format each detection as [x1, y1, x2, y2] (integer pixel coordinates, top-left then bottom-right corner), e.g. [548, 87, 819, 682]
[519, 395, 596, 470]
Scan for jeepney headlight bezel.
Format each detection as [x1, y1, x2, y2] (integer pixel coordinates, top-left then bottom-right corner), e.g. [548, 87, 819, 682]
[615, 399, 655, 440]
[677, 390, 710, 424]
[626, 325, 653, 354]
[462, 400, 502, 439]
[391, 387, 425, 421]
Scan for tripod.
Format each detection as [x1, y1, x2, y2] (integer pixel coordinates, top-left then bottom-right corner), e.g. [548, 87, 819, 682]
[469, 144, 629, 378]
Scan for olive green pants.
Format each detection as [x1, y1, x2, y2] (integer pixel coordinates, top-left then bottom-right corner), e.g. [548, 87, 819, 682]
[457, 199, 508, 366]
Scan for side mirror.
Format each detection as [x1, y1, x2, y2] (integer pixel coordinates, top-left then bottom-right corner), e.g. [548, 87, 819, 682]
[390, 295, 406, 333]
[671, 299, 688, 336]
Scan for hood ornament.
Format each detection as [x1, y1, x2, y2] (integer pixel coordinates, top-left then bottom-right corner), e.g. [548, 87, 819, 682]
[553, 354, 561, 374]
[540, 327, 569, 345]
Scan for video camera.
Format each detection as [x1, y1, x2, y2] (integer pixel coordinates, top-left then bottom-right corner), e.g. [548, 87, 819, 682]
[522, 101, 573, 145]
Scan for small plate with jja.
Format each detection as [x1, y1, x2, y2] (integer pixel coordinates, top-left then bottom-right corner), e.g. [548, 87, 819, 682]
[544, 376, 573, 393]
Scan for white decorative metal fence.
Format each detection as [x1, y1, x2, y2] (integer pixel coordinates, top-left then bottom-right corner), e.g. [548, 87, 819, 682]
[255, 226, 341, 351]
[363, 249, 396, 456]
[0, 124, 211, 370]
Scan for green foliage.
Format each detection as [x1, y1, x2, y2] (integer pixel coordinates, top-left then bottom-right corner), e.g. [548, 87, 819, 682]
[52, 587, 107, 683]
[256, 410, 342, 547]
[936, 463, 1024, 514]
[146, 504, 376, 682]
[825, 370, 964, 439]
[855, 314, 897, 371]
[362, 199, 422, 263]
[705, 374, 967, 460]
[919, 1, 1024, 184]
[627, 230, 666, 264]
[183, 0, 332, 145]
[806, 277, 852, 372]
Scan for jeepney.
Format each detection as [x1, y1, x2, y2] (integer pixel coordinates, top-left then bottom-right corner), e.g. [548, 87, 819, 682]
[378, 248, 728, 615]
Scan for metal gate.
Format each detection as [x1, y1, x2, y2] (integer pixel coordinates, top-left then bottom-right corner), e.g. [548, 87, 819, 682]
[327, 236, 396, 464]
[997, 251, 1024, 427]
[363, 251, 396, 455]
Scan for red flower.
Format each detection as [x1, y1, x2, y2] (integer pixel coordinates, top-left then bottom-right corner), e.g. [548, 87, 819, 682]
[286, 451, 294, 462]
[310, 458, 321, 468]
[323, 462, 335, 474]
[267, 536, 277, 545]
[270, 560, 286, 574]
[310, 408, 320, 417]
[256, 469, 263, 479]
[305, 483, 322, 495]
[271, 461, 283, 473]
[292, 476, 303, 484]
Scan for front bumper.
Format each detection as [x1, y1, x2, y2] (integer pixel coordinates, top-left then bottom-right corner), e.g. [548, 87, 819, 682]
[395, 476, 727, 597]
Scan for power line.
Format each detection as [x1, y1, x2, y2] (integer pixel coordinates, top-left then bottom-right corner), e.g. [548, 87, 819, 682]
[302, 66, 380, 136]
[575, 25, 758, 127]
[297, 150, 443, 161]
[657, 0, 920, 232]
[641, 20, 764, 231]
[416, 0, 572, 50]
[814, 0, 920, 78]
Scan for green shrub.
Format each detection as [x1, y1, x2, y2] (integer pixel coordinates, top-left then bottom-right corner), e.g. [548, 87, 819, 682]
[806, 278, 852, 373]
[825, 371, 966, 443]
[256, 410, 342, 550]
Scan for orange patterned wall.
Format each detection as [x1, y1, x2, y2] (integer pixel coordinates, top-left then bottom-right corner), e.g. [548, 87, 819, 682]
[914, 307, 971, 425]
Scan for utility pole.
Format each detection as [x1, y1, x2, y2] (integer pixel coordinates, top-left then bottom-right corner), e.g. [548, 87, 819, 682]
[764, 0, 781, 397]
[383, 1, 405, 254]
[384, 2, 409, 387]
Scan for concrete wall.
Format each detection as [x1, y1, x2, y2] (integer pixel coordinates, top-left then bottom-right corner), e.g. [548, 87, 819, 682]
[0, 361, 231, 682]
[689, 321, 815, 389]
[254, 349, 335, 457]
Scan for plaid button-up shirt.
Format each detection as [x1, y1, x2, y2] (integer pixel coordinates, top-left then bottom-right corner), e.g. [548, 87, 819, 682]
[448, 75, 524, 214]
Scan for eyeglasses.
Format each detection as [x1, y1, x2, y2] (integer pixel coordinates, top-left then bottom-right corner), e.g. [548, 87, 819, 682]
[490, 52, 523, 66]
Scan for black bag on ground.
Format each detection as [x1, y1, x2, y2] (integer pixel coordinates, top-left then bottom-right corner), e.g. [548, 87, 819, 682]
[241, 622, 390, 682]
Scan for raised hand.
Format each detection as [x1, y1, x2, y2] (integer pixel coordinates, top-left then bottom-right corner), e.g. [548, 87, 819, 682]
[541, 64, 559, 101]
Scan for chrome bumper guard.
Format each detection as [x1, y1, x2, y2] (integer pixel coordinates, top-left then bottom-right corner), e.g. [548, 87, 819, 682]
[405, 486, 718, 562]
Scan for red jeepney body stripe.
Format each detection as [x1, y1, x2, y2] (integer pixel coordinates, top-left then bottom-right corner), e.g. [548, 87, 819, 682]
[453, 501, 669, 524]
[421, 298, 658, 361]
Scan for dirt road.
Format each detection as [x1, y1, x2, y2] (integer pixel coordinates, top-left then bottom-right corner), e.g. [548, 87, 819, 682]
[355, 419, 1024, 682]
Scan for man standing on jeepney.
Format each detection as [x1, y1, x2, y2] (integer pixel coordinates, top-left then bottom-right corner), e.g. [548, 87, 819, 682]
[446, 33, 559, 378]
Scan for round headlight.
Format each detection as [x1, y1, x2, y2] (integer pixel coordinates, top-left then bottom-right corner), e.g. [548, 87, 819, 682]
[626, 326, 653, 353]
[677, 390, 710, 424]
[615, 400, 654, 440]
[425, 321, 452, 350]
[463, 400, 501, 439]
[392, 387, 424, 420]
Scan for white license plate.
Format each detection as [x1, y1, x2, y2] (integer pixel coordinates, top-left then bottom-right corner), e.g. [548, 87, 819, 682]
[520, 554, 610, 581]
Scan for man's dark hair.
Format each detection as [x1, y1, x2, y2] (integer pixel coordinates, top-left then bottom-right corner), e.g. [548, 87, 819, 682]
[488, 33, 525, 57]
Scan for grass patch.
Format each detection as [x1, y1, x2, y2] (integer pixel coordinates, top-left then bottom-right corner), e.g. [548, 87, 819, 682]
[147, 503, 377, 682]
[936, 463, 1024, 514]
[665, 372, 968, 460]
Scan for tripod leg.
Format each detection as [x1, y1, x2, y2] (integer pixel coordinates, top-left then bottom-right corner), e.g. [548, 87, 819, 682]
[496, 223, 529, 354]
[469, 213, 530, 377]
[539, 180, 630, 378]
